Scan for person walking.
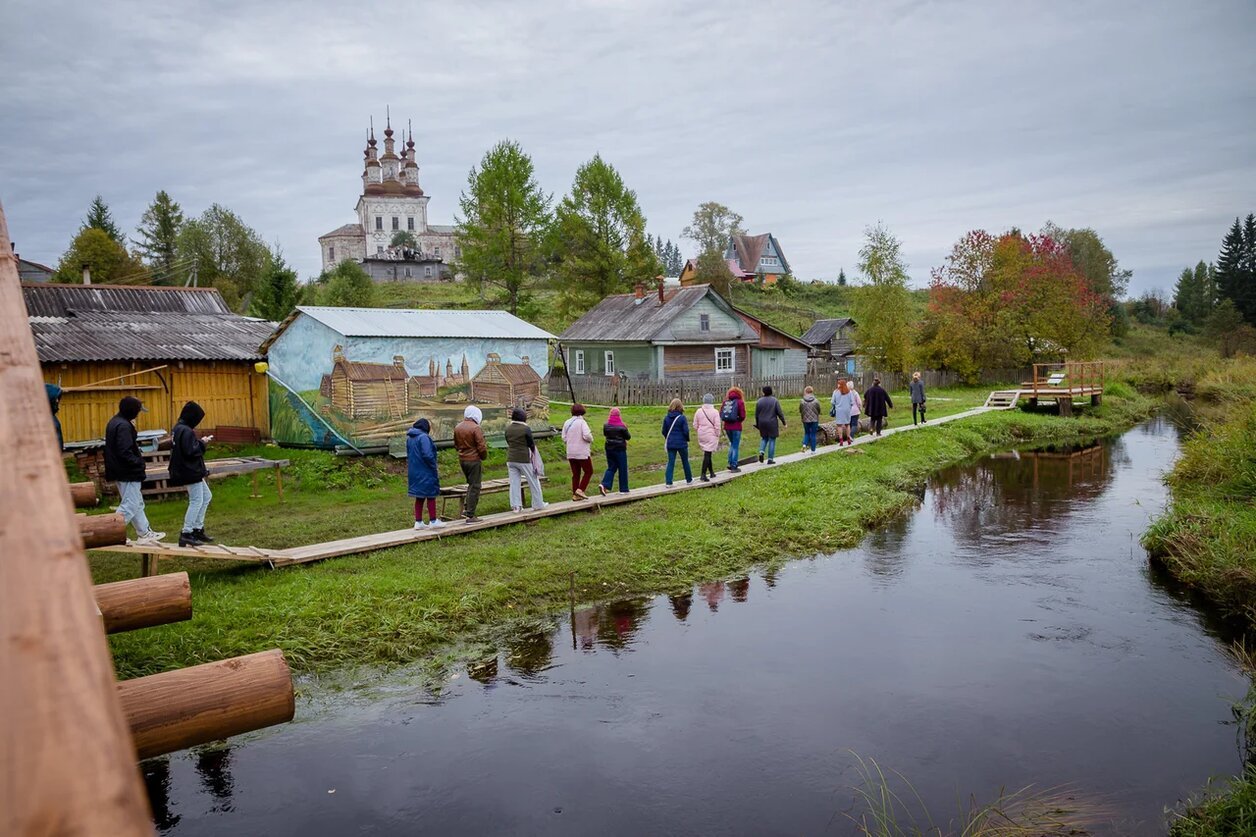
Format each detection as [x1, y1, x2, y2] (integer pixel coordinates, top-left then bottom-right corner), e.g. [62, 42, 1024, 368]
[693, 393, 722, 481]
[849, 384, 863, 439]
[562, 403, 595, 501]
[407, 417, 443, 529]
[863, 377, 894, 436]
[505, 408, 547, 512]
[169, 401, 214, 546]
[799, 386, 821, 452]
[104, 396, 164, 545]
[830, 380, 854, 446]
[910, 372, 927, 425]
[453, 405, 488, 522]
[598, 407, 631, 495]
[754, 385, 787, 464]
[662, 398, 693, 486]
[720, 387, 747, 472]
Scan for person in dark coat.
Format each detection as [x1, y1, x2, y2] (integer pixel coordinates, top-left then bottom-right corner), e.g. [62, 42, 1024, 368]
[909, 372, 927, 425]
[407, 418, 442, 529]
[661, 397, 693, 486]
[169, 401, 214, 546]
[104, 396, 164, 544]
[753, 385, 787, 464]
[599, 407, 632, 494]
[45, 383, 63, 450]
[863, 378, 894, 436]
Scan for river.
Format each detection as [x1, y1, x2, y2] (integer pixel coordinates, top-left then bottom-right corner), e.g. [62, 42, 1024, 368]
[145, 416, 1247, 835]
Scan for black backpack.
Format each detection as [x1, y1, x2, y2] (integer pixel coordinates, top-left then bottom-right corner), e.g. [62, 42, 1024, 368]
[720, 398, 740, 423]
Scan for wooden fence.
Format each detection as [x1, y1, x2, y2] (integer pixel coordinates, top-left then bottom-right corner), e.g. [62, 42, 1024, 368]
[546, 366, 1032, 406]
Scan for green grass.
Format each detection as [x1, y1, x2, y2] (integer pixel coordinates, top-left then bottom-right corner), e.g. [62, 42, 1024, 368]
[1169, 766, 1256, 837]
[87, 387, 1153, 679]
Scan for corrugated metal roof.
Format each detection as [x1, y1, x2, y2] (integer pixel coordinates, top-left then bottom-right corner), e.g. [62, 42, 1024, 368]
[801, 318, 855, 346]
[22, 283, 232, 316]
[30, 312, 275, 362]
[559, 286, 718, 342]
[290, 307, 556, 341]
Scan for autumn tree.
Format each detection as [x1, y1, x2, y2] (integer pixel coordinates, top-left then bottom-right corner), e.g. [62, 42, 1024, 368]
[249, 251, 302, 321]
[552, 154, 659, 315]
[454, 140, 552, 316]
[133, 191, 185, 284]
[850, 223, 913, 373]
[54, 227, 149, 284]
[175, 205, 270, 311]
[83, 195, 124, 245]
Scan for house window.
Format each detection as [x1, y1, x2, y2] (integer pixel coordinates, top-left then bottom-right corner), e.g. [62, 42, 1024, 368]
[407, 217, 415, 231]
[375, 216, 383, 231]
[604, 351, 615, 376]
[699, 313, 710, 332]
[424, 266, 433, 277]
[760, 256, 779, 266]
[404, 267, 412, 278]
[392, 217, 400, 231]
[328, 245, 335, 261]
[573, 350, 585, 375]
[715, 347, 735, 373]
[376, 245, 384, 255]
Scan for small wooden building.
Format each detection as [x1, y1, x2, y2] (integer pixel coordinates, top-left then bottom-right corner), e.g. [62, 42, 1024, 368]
[801, 317, 858, 373]
[470, 353, 542, 406]
[329, 347, 409, 419]
[25, 283, 274, 444]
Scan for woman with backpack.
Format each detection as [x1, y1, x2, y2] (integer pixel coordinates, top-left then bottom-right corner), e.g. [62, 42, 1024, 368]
[562, 403, 595, 500]
[693, 393, 722, 481]
[598, 407, 632, 495]
[720, 387, 747, 472]
[661, 397, 693, 486]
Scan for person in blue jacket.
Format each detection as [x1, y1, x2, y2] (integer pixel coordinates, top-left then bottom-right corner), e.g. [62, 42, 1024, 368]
[407, 418, 443, 529]
[661, 397, 693, 486]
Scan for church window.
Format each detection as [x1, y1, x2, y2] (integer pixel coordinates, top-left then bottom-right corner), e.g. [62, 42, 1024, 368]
[407, 217, 415, 231]
[424, 266, 433, 278]
[434, 246, 441, 258]
[375, 216, 383, 231]
[328, 245, 335, 261]
[377, 245, 384, 255]
[392, 216, 399, 231]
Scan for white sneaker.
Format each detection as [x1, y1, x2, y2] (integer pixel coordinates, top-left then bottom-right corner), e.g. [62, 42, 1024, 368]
[413, 521, 428, 530]
[534, 502, 549, 511]
[136, 531, 166, 545]
[428, 519, 446, 529]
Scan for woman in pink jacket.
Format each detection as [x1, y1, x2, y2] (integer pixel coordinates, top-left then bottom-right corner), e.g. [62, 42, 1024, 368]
[693, 392, 723, 482]
[562, 403, 595, 500]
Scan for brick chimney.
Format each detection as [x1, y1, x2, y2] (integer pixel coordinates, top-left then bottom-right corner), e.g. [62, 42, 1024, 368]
[634, 282, 644, 300]
[657, 276, 665, 303]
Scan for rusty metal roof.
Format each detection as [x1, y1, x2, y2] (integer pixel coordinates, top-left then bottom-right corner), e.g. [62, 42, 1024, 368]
[22, 283, 233, 317]
[30, 311, 275, 362]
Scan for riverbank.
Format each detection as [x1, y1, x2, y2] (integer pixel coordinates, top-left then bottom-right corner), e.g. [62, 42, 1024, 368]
[94, 389, 1154, 680]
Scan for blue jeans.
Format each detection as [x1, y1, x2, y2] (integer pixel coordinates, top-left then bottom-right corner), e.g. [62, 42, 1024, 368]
[601, 448, 629, 492]
[850, 415, 859, 438]
[802, 422, 818, 451]
[759, 436, 776, 460]
[115, 481, 152, 537]
[182, 480, 212, 532]
[666, 447, 693, 484]
[726, 430, 742, 468]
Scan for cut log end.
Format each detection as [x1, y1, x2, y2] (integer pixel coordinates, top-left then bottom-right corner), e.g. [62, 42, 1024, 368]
[94, 573, 192, 634]
[69, 481, 99, 507]
[79, 513, 127, 548]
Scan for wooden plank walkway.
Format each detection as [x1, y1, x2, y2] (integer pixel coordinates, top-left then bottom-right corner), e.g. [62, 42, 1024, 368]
[96, 403, 1008, 569]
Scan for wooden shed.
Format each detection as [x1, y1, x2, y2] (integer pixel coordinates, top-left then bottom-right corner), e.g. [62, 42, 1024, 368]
[25, 284, 274, 445]
[329, 346, 409, 419]
[470, 353, 542, 407]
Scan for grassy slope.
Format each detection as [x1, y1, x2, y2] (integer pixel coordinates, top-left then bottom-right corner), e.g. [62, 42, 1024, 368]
[92, 389, 1152, 678]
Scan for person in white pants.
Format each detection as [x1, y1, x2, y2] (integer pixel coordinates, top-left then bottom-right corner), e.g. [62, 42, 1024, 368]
[504, 408, 547, 512]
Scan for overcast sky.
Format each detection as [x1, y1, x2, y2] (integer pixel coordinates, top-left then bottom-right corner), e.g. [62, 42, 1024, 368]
[2, 0, 1252, 296]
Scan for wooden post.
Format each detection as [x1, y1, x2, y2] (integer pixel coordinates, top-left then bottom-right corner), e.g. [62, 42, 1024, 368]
[141, 554, 160, 578]
[69, 481, 99, 507]
[79, 512, 128, 548]
[116, 649, 295, 761]
[0, 202, 153, 833]
[275, 462, 284, 502]
[95, 573, 192, 634]
[250, 469, 260, 499]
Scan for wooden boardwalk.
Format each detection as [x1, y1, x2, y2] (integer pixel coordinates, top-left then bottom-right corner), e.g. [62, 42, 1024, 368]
[97, 403, 1008, 570]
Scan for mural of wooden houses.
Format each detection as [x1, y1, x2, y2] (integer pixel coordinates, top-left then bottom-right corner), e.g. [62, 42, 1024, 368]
[329, 346, 409, 418]
[470, 353, 542, 406]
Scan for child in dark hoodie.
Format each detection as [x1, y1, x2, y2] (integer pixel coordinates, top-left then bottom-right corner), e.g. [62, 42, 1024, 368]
[169, 401, 214, 546]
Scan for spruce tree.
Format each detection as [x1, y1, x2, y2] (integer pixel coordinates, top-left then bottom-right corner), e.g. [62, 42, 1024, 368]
[84, 195, 124, 245]
[837, 268, 847, 286]
[134, 191, 185, 283]
[1242, 213, 1256, 324]
[1216, 217, 1245, 317]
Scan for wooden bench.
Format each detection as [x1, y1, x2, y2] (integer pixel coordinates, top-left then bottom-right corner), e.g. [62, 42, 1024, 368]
[439, 474, 548, 518]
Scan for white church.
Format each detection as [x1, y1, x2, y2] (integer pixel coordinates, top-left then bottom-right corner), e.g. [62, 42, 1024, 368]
[317, 113, 458, 281]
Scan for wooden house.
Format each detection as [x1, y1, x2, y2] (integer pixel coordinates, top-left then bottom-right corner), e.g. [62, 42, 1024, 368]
[470, 353, 542, 406]
[329, 347, 409, 419]
[24, 283, 274, 444]
[732, 306, 812, 376]
[802, 317, 858, 372]
[678, 233, 792, 286]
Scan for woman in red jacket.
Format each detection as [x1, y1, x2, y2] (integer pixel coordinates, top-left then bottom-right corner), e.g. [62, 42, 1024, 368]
[720, 387, 747, 472]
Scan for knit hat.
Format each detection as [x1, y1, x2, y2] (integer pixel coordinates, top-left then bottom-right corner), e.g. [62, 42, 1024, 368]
[464, 405, 483, 423]
[703, 393, 714, 404]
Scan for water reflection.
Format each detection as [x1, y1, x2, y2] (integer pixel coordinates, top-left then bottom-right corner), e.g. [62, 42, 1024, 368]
[668, 591, 693, 621]
[142, 757, 179, 831]
[504, 625, 555, 676]
[699, 580, 725, 611]
[194, 746, 234, 813]
[466, 654, 499, 686]
[728, 577, 750, 602]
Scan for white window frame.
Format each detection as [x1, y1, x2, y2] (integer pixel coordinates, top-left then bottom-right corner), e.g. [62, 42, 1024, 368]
[604, 351, 615, 376]
[573, 350, 585, 375]
[424, 266, 433, 277]
[715, 347, 735, 373]
[760, 255, 779, 266]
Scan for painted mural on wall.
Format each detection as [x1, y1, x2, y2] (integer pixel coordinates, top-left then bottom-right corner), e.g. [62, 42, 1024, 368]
[268, 341, 550, 449]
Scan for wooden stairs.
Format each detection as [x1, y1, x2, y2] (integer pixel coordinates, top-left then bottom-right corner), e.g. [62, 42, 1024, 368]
[984, 390, 1020, 409]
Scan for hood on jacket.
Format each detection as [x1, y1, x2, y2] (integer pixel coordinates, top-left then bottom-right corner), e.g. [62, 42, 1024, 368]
[118, 396, 145, 420]
[802, 393, 817, 403]
[463, 405, 483, 424]
[409, 418, 432, 436]
[178, 401, 206, 428]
